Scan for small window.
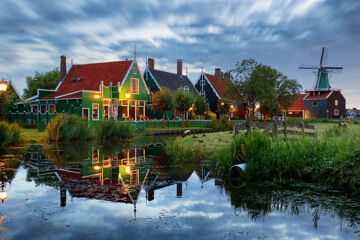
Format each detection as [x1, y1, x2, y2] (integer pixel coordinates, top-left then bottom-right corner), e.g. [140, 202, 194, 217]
[130, 78, 139, 94]
[184, 86, 189, 93]
[200, 80, 205, 86]
[334, 109, 339, 115]
[92, 148, 99, 163]
[32, 106, 38, 113]
[312, 100, 318, 107]
[335, 99, 338, 106]
[49, 105, 55, 113]
[139, 101, 145, 107]
[133, 67, 137, 74]
[92, 104, 99, 120]
[131, 101, 136, 107]
[41, 105, 46, 113]
[121, 100, 128, 106]
[130, 170, 139, 186]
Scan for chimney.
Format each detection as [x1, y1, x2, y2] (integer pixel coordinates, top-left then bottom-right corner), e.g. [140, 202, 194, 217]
[148, 58, 155, 70]
[215, 68, 221, 77]
[177, 59, 182, 75]
[59, 55, 66, 82]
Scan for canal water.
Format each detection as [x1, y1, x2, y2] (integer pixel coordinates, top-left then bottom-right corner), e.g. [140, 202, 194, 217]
[0, 139, 359, 240]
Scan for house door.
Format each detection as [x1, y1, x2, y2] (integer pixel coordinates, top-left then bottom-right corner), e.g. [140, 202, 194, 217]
[104, 106, 110, 119]
[82, 108, 89, 120]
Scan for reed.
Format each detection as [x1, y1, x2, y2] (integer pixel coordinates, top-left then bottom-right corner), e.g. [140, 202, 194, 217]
[96, 120, 134, 143]
[0, 121, 21, 147]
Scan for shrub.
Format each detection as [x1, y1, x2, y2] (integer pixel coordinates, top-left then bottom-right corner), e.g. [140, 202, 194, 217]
[165, 138, 205, 161]
[96, 120, 134, 142]
[184, 120, 192, 127]
[21, 123, 38, 129]
[0, 121, 21, 147]
[205, 111, 217, 121]
[211, 119, 234, 131]
[46, 114, 91, 142]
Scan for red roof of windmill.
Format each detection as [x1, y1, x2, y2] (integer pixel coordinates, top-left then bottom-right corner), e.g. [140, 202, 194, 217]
[304, 91, 332, 100]
[44, 60, 133, 99]
[204, 73, 240, 100]
[286, 94, 306, 111]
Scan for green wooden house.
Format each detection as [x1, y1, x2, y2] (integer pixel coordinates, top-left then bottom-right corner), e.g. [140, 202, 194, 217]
[20, 56, 150, 125]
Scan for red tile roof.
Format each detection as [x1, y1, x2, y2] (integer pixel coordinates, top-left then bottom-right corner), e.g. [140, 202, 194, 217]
[55, 91, 82, 99]
[286, 94, 306, 111]
[204, 73, 239, 100]
[44, 60, 133, 99]
[304, 91, 332, 100]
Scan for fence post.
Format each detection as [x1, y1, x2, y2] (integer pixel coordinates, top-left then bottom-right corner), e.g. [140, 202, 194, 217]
[300, 122, 305, 136]
[31, 111, 33, 124]
[16, 111, 19, 122]
[46, 111, 49, 124]
[23, 111, 26, 123]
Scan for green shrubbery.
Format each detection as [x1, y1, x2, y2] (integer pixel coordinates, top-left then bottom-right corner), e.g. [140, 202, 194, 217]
[46, 114, 91, 142]
[165, 138, 205, 161]
[286, 117, 359, 125]
[96, 120, 134, 143]
[211, 127, 360, 192]
[0, 121, 21, 147]
[211, 119, 234, 131]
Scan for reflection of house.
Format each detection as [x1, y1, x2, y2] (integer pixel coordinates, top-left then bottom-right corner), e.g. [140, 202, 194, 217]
[195, 69, 246, 119]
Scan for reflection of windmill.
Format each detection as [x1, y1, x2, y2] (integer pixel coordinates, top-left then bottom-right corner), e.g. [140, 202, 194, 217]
[299, 47, 343, 90]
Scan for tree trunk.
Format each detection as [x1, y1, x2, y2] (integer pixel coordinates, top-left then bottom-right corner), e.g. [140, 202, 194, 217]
[162, 112, 165, 128]
[182, 111, 185, 127]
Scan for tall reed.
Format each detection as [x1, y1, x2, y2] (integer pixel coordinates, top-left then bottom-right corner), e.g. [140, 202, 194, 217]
[0, 121, 21, 147]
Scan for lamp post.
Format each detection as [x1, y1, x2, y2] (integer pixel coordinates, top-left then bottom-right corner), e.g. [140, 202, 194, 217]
[0, 81, 8, 122]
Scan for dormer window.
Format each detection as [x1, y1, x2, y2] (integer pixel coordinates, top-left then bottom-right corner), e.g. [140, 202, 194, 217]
[335, 99, 338, 106]
[184, 86, 189, 93]
[77, 78, 82, 82]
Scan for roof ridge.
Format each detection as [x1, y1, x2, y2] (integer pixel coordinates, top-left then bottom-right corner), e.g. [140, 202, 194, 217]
[75, 60, 133, 66]
[150, 68, 190, 79]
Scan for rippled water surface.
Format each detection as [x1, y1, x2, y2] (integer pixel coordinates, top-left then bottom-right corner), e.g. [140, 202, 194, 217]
[0, 139, 359, 240]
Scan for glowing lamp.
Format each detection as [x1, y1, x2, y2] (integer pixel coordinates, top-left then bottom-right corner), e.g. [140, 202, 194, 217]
[94, 95, 101, 99]
[221, 102, 224, 106]
[125, 165, 131, 174]
[0, 191, 7, 203]
[93, 165, 101, 171]
[230, 105, 234, 108]
[125, 93, 130, 99]
[0, 82, 8, 92]
[255, 104, 260, 109]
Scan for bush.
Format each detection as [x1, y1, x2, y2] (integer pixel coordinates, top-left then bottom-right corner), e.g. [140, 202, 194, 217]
[165, 138, 205, 161]
[184, 120, 192, 127]
[96, 120, 134, 142]
[0, 121, 21, 147]
[46, 114, 91, 142]
[205, 111, 217, 120]
[211, 119, 234, 131]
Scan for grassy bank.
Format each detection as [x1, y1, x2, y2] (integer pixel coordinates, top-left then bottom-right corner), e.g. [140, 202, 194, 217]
[166, 123, 360, 192]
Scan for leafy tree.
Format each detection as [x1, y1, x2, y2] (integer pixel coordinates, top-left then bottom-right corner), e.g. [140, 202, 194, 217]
[151, 87, 175, 128]
[23, 68, 60, 99]
[230, 59, 301, 120]
[194, 95, 209, 120]
[217, 98, 231, 119]
[175, 90, 194, 127]
[222, 70, 233, 80]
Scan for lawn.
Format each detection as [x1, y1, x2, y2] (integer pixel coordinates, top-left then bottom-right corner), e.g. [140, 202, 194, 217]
[20, 128, 46, 143]
[145, 126, 209, 131]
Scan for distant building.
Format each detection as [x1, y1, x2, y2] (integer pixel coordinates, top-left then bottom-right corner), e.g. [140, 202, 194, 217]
[194, 68, 246, 119]
[282, 94, 306, 118]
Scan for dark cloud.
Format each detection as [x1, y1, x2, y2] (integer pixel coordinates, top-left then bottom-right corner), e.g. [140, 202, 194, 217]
[0, 0, 359, 107]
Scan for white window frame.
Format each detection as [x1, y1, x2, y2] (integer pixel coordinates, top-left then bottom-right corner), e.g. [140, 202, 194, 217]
[49, 104, 55, 113]
[92, 103, 99, 120]
[334, 109, 339, 116]
[200, 79, 205, 86]
[335, 99, 338, 106]
[184, 86, 189, 93]
[92, 147, 99, 164]
[130, 78, 139, 94]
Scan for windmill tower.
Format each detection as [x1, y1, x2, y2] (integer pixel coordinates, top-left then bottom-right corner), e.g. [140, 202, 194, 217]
[299, 47, 343, 90]
[300, 47, 346, 119]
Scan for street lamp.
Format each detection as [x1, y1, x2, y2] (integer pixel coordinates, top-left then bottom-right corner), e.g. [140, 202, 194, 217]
[0, 81, 8, 122]
[0, 182, 7, 203]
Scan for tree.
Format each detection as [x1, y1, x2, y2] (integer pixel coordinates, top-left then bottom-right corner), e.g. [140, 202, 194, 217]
[175, 90, 194, 127]
[194, 95, 209, 120]
[151, 87, 175, 128]
[217, 98, 231, 119]
[23, 68, 60, 99]
[222, 70, 234, 80]
[230, 59, 302, 120]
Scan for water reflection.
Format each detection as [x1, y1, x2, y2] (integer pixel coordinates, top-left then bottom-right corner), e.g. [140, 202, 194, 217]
[0, 142, 359, 239]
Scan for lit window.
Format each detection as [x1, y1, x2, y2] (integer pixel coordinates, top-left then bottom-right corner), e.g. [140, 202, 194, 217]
[92, 148, 99, 163]
[121, 100, 128, 106]
[92, 104, 99, 120]
[312, 100, 318, 107]
[130, 170, 139, 186]
[32, 105, 38, 113]
[334, 109, 339, 115]
[49, 105, 55, 113]
[335, 99, 338, 106]
[184, 86, 189, 93]
[130, 78, 139, 94]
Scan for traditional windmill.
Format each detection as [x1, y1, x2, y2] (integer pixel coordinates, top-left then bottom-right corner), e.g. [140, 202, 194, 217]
[299, 47, 343, 90]
[300, 47, 346, 119]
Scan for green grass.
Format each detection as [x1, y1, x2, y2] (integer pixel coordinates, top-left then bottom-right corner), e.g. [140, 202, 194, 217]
[20, 128, 46, 143]
[145, 126, 209, 131]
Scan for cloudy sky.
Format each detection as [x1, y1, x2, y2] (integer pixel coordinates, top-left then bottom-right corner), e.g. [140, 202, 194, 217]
[0, 0, 359, 107]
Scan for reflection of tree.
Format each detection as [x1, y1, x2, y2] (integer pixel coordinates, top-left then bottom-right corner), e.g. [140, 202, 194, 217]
[218, 180, 360, 231]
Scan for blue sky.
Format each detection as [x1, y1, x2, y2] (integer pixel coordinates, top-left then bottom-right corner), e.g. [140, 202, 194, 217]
[0, 0, 359, 108]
